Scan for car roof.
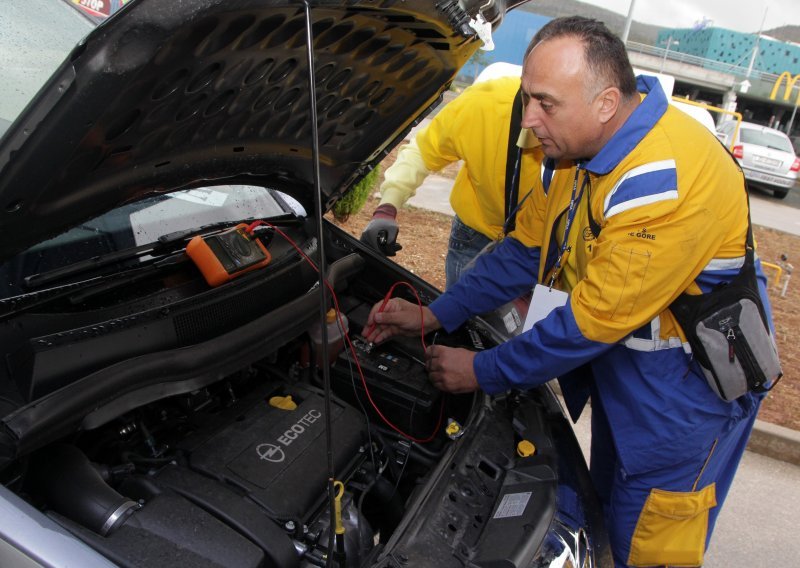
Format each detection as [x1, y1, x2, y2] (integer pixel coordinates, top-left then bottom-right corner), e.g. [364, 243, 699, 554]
[738, 121, 791, 138]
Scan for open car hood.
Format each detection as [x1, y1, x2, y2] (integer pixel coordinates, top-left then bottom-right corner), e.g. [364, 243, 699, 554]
[0, 0, 510, 260]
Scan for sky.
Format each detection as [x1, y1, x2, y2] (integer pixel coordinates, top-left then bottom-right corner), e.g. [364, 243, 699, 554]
[578, 0, 800, 35]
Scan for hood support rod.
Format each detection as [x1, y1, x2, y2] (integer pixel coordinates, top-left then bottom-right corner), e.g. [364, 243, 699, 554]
[301, 2, 343, 567]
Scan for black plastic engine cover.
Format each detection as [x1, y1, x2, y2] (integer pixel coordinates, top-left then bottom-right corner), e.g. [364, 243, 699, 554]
[181, 384, 365, 520]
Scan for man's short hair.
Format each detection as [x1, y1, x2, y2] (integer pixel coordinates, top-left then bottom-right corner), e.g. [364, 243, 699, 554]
[524, 16, 638, 100]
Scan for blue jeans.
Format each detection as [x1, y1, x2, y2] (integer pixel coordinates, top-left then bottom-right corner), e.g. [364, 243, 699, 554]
[445, 215, 493, 290]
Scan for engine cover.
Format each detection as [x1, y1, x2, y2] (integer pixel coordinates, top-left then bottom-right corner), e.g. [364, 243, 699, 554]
[180, 384, 365, 520]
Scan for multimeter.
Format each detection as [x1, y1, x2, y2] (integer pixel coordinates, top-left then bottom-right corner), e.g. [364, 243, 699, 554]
[186, 223, 272, 287]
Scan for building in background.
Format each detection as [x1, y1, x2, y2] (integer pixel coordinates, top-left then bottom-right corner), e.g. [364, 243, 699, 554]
[458, 7, 799, 138]
[656, 28, 800, 76]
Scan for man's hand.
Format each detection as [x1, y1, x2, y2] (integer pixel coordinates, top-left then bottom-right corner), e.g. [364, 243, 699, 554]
[425, 345, 479, 393]
[360, 204, 402, 256]
[363, 298, 439, 344]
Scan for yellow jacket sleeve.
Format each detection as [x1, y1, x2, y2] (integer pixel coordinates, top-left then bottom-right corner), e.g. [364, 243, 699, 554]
[378, 137, 432, 210]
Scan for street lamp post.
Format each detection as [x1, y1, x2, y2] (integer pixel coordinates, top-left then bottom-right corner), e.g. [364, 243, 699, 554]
[659, 35, 679, 73]
[787, 102, 798, 137]
[621, 0, 637, 44]
[746, 8, 768, 79]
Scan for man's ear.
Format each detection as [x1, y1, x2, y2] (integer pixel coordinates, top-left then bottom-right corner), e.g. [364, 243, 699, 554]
[595, 87, 621, 124]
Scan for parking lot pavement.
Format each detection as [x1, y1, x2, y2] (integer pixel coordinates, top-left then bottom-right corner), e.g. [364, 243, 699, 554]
[705, 449, 800, 566]
[749, 190, 800, 235]
[406, 174, 455, 216]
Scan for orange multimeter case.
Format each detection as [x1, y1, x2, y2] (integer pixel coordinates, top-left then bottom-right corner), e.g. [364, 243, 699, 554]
[186, 223, 272, 287]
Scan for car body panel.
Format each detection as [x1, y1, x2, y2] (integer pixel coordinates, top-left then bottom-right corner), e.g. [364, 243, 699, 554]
[0, 484, 119, 568]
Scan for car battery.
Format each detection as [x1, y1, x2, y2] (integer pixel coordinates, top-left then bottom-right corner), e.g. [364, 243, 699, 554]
[331, 336, 441, 439]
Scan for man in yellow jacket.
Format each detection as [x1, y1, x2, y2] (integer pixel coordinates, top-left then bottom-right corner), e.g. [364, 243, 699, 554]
[360, 75, 550, 289]
[364, 17, 778, 567]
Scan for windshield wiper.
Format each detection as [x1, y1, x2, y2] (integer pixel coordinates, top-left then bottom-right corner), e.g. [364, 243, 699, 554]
[24, 220, 242, 289]
[0, 253, 186, 321]
[66, 254, 187, 304]
[24, 214, 305, 289]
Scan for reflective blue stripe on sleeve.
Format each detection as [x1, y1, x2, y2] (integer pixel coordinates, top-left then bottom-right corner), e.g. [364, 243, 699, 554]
[430, 238, 539, 332]
[474, 301, 612, 395]
[604, 160, 678, 218]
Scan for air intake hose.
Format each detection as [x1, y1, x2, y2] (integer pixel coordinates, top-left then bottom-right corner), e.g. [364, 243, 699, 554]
[27, 444, 138, 536]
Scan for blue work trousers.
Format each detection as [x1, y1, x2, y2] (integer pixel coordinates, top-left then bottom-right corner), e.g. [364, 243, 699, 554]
[589, 392, 758, 567]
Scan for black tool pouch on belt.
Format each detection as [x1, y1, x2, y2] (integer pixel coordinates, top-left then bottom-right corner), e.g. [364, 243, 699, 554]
[670, 222, 782, 402]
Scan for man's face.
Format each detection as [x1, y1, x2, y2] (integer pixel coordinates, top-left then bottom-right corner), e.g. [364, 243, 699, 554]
[520, 36, 606, 161]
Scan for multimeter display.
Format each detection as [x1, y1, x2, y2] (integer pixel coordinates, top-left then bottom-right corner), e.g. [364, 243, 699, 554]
[205, 228, 268, 273]
[186, 224, 272, 287]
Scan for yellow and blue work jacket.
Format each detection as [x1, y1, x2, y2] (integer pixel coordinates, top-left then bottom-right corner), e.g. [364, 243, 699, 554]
[430, 76, 774, 476]
[378, 76, 547, 241]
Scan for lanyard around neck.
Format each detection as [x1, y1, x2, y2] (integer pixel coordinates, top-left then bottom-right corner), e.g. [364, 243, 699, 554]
[547, 164, 589, 288]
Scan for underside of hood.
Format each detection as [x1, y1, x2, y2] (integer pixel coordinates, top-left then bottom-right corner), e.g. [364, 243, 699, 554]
[0, 0, 512, 260]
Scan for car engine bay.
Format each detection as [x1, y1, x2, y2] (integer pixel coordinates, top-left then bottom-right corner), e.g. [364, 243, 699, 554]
[0, 218, 605, 567]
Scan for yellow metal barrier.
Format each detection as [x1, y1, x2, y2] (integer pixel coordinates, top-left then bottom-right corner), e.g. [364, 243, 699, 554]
[760, 261, 783, 288]
[670, 96, 742, 152]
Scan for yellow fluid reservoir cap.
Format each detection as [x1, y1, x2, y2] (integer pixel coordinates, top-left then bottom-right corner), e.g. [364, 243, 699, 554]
[326, 309, 337, 323]
[517, 440, 536, 457]
[445, 420, 461, 437]
[269, 395, 298, 411]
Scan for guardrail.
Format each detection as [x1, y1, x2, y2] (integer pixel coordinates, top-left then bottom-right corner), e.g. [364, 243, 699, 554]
[626, 41, 783, 84]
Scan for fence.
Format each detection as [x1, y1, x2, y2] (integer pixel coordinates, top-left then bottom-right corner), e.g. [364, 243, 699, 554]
[625, 41, 784, 85]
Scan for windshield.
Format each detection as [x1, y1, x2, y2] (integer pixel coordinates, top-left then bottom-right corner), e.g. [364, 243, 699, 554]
[0, 0, 95, 138]
[0, 185, 306, 299]
[740, 129, 795, 154]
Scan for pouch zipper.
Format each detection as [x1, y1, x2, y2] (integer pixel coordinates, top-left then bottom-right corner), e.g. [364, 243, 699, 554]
[728, 325, 767, 390]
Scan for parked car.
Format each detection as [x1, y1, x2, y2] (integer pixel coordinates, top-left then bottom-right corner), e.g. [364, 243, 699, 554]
[69, 0, 130, 19]
[716, 120, 800, 198]
[0, 1, 609, 567]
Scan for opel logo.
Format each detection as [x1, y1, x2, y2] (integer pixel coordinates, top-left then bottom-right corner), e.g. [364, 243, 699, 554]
[256, 443, 285, 463]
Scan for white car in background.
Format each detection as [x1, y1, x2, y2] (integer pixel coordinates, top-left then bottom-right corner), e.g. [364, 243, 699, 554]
[716, 120, 800, 199]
